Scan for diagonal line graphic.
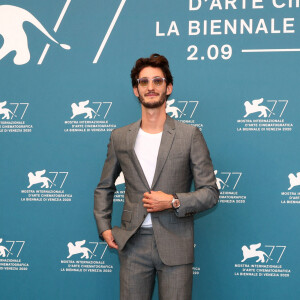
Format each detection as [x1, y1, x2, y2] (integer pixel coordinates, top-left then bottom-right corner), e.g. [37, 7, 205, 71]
[37, 0, 72, 65]
[93, 0, 127, 64]
[242, 48, 300, 53]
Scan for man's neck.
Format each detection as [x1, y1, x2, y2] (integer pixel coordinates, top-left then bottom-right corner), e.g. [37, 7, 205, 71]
[140, 106, 166, 134]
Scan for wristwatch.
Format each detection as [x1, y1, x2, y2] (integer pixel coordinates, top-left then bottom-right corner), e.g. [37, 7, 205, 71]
[171, 194, 180, 209]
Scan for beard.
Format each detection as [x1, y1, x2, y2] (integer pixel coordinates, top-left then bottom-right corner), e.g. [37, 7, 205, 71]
[138, 90, 167, 109]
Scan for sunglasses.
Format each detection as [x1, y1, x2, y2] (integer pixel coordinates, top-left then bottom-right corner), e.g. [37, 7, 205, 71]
[137, 77, 166, 87]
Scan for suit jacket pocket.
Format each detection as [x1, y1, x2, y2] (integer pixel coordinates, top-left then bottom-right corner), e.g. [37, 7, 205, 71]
[169, 213, 193, 224]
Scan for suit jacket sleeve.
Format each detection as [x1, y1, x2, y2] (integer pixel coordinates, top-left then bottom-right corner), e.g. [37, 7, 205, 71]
[94, 131, 121, 239]
[175, 127, 219, 217]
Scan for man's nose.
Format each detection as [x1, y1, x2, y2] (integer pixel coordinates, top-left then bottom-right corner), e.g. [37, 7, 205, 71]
[147, 80, 154, 90]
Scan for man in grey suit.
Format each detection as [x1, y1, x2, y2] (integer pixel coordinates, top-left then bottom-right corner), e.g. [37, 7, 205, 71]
[94, 54, 219, 300]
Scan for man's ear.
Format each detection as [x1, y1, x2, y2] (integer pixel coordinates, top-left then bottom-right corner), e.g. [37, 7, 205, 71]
[133, 86, 139, 97]
[167, 83, 173, 95]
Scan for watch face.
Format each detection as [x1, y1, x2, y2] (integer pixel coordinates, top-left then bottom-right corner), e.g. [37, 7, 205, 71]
[173, 199, 180, 209]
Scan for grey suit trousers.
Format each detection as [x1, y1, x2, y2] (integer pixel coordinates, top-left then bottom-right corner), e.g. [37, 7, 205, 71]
[119, 227, 193, 300]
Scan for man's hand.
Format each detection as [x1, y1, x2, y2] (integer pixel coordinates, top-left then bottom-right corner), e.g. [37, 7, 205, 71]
[102, 229, 118, 249]
[143, 191, 173, 212]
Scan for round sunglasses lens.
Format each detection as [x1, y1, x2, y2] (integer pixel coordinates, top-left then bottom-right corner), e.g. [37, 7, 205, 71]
[153, 78, 163, 86]
[139, 78, 149, 86]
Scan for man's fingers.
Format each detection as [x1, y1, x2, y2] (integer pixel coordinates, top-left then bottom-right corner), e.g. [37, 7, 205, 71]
[142, 198, 152, 204]
[102, 229, 118, 249]
[143, 192, 151, 198]
[107, 237, 118, 249]
[108, 240, 118, 249]
[147, 207, 158, 212]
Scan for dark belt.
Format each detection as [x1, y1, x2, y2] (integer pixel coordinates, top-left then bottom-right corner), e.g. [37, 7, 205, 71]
[137, 227, 153, 235]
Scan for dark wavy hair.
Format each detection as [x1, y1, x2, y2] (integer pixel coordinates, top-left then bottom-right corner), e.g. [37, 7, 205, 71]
[130, 53, 173, 88]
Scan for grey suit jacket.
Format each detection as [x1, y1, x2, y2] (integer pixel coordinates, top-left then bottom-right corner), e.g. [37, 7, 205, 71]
[94, 115, 219, 266]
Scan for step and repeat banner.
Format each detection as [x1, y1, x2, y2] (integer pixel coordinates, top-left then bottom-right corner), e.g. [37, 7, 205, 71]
[1, 0, 299, 299]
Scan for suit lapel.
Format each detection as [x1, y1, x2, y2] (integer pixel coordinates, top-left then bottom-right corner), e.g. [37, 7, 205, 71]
[127, 119, 151, 191]
[151, 115, 175, 189]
